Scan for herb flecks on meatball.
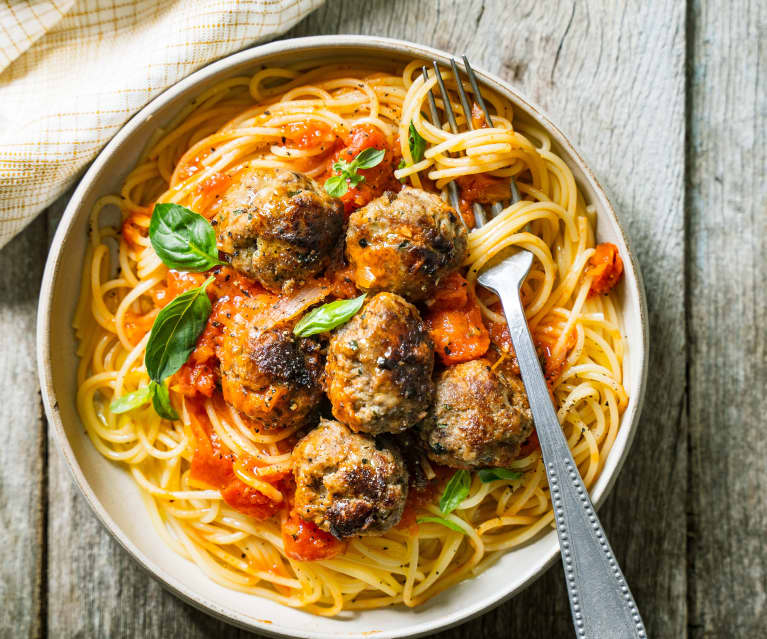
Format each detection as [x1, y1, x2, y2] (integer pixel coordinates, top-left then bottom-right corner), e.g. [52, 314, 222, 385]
[346, 187, 468, 302]
[218, 304, 323, 430]
[215, 167, 344, 292]
[326, 292, 434, 435]
[420, 358, 533, 469]
[292, 419, 408, 538]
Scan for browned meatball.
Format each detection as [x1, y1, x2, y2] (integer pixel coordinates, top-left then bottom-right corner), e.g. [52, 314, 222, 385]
[292, 419, 408, 538]
[420, 358, 533, 468]
[346, 187, 468, 302]
[326, 292, 434, 435]
[214, 167, 344, 292]
[218, 304, 323, 430]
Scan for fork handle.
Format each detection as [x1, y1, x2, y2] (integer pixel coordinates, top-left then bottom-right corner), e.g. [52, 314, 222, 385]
[494, 283, 647, 639]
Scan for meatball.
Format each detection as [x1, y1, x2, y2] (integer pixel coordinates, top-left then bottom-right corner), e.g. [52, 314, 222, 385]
[214, 167, 344, 292]
[326, 292, 434, 435]
[218, 305, 323, 430]
[346, 187, 468, 302]
[420, 358, 533, 468]
[292, 419, 408, 538]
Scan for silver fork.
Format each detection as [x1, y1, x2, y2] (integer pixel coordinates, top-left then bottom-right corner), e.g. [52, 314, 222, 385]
[428, 59, 647, 639]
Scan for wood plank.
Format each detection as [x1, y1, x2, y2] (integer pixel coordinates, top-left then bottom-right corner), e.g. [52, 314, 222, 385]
[0, 215, 48, 639]
[687, 0, 767, 636]
[42, 1, 689, 637]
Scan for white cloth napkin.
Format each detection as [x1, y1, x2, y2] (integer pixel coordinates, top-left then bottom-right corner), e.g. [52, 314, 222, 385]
[0, 0, 324, 248]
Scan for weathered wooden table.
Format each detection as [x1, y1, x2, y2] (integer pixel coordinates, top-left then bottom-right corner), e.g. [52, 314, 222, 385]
[2, 1, 764, 637]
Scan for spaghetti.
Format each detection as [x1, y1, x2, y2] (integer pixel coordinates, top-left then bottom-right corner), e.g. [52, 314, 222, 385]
[74, 60, 628, 615]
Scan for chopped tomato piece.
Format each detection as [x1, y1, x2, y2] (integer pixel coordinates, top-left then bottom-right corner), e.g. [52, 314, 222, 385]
[586, 243, 624, 297]
[284, 121, 337, 150]
[425, 272, 490, 365]
[282, 510, 346, 561]
[430, 270, 469, 310]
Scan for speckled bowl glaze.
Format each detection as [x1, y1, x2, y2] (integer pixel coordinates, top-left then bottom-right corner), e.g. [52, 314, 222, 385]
[37, 35, 649, 639]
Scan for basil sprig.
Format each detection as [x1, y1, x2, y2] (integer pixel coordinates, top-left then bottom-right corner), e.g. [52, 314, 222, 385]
[478, 468, 523, 483]
[293, 294, 366, 337]
[109, 380, 178, 420]
[145, 276, 214, 383]
[324, 148, 385, 198]
[149, 203, 223, 272]
[439, 469, 471, 514]
[416, 516, 466, 534]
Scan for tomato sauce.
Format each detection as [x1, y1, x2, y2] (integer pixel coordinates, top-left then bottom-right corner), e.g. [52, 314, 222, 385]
[186, 397, 284, 520]
[424, 272, 490, 365]
[282, 510, 347, 561]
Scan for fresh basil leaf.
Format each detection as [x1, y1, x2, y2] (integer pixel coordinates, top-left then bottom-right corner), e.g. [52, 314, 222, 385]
[416, 516, 466, 534]
[149, 203, 223, 272]
[353, 147, 385, 169]
[478, 468, 523, 483]
[145, 277, 213, 382]
[324, 175, 348, 198]
[109, 385, 153, 414]
[293, 294, 366, 337]
[439, 469, 471, 514]
[151, 381, 179, 420]
[408, 121, 426, 162]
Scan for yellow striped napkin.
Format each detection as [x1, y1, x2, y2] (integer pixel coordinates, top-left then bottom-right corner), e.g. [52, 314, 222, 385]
[0, 0, 323, 248]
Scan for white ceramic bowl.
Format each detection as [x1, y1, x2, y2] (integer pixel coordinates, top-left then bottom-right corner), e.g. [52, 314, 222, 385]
[37, 35, 648, 639]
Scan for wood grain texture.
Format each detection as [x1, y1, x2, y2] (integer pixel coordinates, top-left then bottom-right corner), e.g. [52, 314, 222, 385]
[0, 215, 47, 639]
[45, 1, 686, 638]
[297, 3, 691, 638]
[0, 0, 760, 637]
[687, 0, 767, 636]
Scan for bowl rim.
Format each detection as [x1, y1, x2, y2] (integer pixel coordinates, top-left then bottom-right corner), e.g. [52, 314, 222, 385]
[36, 34, 649, 639]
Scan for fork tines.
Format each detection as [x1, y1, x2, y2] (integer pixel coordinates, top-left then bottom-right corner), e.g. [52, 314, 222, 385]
[422, 57, 521, 229]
